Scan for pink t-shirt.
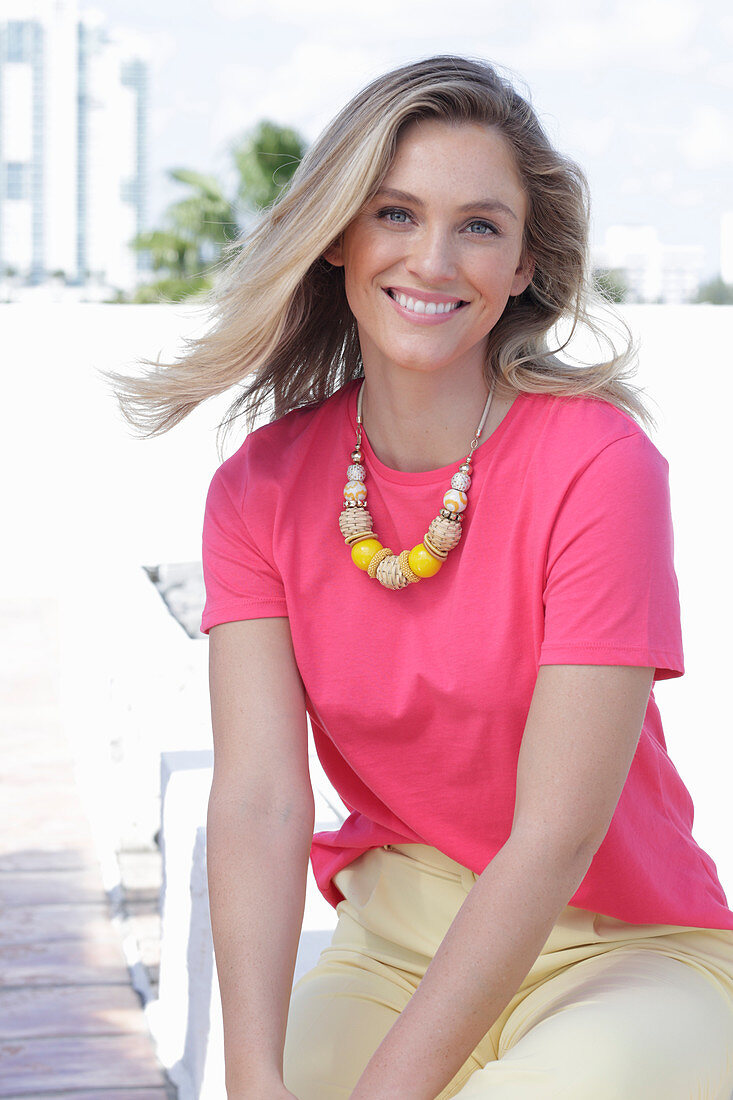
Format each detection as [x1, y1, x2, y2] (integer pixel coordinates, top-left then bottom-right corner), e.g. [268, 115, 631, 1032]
[201, 378, 733, 930]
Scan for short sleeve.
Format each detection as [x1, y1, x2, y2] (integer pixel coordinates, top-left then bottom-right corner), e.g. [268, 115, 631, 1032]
[200, 449, 287, 634]
[539, 432, 684, 681]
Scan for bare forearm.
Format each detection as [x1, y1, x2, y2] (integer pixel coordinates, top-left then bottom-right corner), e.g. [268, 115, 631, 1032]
[351, 835, 593, 1100]
[206, 791, 314, 1095]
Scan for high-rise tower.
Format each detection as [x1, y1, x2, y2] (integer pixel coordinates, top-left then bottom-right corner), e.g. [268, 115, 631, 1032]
[1, 1, 149, 290]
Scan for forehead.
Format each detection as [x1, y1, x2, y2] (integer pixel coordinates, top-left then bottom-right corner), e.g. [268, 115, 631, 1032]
[384, 118, 525, 200]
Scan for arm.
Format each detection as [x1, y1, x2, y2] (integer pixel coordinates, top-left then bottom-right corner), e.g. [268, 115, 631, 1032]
[206, 617, 315, 1100]
[350, 662, 655, 1100]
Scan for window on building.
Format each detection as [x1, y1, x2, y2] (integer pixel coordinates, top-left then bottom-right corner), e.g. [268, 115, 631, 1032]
[6, 21, 33, 63]
[6, 162, 31, 200]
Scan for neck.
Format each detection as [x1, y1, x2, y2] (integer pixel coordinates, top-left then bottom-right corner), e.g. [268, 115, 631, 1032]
[359, 365, 513, 473]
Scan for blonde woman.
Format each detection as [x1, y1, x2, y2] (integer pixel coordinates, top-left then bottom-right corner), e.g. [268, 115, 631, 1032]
[111, 56, 733, 1099]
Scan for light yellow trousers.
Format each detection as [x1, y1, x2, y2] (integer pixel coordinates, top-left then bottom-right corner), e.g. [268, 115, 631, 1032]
[283, 843, 733, 1099]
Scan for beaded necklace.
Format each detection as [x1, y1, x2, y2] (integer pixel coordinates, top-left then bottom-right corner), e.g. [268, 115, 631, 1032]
[338, 379, 495, 589]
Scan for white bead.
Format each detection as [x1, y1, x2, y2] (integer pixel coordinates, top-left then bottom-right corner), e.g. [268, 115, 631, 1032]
[344, 480, 367, 503]
[451, 471, 471, 492]
[347, 463, 366, 482]
[443, 489, 468, 514]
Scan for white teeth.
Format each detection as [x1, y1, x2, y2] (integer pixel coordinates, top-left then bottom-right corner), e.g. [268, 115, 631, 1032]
[393, 291, 461, 315]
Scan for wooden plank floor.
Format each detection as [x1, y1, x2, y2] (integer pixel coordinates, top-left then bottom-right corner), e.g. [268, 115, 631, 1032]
[0, 598, 176, 1099]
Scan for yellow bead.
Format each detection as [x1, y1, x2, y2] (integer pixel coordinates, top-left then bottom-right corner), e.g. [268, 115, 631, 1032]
[408, 543, 443, 578]
[351, 538, 383, 570]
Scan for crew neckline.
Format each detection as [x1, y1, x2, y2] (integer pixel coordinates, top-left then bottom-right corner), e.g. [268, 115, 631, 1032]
[343, 378, 528, 486]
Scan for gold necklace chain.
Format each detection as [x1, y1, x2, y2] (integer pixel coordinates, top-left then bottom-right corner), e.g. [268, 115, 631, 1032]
[338, 380, 495, 589]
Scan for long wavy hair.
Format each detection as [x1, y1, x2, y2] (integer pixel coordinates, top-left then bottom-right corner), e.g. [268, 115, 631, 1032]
[105, 55, 653, 456]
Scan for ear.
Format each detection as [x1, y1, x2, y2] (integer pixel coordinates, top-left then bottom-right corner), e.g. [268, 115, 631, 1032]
[510, 253, 535, 297]
[323, 237, 345, 267]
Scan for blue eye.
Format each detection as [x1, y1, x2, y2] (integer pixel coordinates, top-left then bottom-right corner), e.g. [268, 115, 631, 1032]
[466, 220, 497, 236]
[378, 208, 410, 224]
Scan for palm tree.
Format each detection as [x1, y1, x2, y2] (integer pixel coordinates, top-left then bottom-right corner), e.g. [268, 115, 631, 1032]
[129, 122, 306, 303]
[232, 120, 305, 214]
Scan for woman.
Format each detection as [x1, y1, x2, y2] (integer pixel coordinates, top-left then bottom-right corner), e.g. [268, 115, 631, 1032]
[111, 56, 733, 1099]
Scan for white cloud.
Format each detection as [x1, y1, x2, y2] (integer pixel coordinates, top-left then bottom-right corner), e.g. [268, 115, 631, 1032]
[210, 0, 511, 24]
[210, 41, 386, 153]
[508, 0, 702, 75]
[679, 106, 733, 168]
[561, 114, 618, 159]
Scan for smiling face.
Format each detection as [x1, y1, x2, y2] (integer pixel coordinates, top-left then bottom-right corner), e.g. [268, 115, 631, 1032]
[324, 118, 534, 380]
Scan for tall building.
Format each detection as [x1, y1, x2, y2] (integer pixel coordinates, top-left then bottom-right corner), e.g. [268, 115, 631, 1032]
[0, 1, 149, 290]
[593, 225, 705, 305]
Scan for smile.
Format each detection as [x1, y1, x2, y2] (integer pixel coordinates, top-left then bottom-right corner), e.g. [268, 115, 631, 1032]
[384, 288, 468, 321]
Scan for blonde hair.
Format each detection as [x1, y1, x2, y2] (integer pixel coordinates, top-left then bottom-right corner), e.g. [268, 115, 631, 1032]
[106, 55, 654, 456]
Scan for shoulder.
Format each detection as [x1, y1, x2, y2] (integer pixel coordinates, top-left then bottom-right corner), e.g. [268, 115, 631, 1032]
[521, 391, 667, 482]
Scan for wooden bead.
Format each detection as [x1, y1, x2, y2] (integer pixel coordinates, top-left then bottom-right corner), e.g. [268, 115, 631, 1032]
[344, 480, 367, 504]
[367, 545, 393, 578]
[422, 533, 448, 561]
[351, 538, 383, 571]
[443, 489, 468, 514]
[408, 543, 443, 578]
[346, 530, 377, 546]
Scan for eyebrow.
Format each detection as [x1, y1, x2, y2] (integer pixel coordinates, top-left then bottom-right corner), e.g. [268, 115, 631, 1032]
[374, 187, 518, 222]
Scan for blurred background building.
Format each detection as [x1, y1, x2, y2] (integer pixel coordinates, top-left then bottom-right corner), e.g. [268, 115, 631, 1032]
[0, 0, 149, 294]
[721, 212, 733, 287]
[592, 224, 706, 305]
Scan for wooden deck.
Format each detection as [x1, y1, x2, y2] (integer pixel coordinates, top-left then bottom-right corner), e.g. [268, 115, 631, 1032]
[0, 598, 176, 1099]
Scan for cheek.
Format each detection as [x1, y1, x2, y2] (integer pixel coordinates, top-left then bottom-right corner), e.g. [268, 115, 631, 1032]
[472, 253, 524, 295]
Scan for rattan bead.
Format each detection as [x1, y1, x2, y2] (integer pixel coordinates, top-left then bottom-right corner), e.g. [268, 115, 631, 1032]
[367, 546, 393, 578]
[398, 549, 421, 584]
[376, 554, 409, 589]
[427, 516, 463, 552]
[339, 506, 374, 540]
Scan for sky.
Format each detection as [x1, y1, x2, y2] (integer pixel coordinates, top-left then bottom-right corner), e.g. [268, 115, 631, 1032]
[85, 0, 733, 278]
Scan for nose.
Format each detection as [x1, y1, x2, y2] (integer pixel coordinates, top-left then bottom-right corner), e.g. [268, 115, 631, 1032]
[404, 225, 458, 285]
